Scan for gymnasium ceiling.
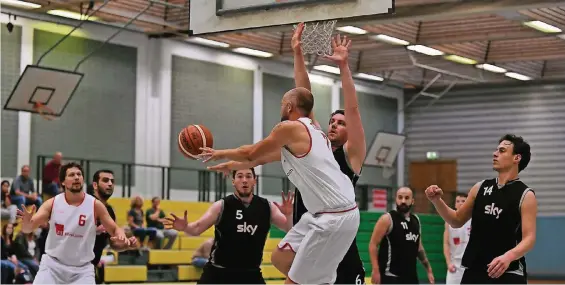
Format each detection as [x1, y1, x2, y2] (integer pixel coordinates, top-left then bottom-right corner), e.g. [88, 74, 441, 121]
[4, 0, 565, 88]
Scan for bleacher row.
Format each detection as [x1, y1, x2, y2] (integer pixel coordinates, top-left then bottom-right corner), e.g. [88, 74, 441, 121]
[102, 198, 448, 284]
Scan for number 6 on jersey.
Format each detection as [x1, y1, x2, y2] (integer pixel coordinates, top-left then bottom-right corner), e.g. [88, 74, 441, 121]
[78, 214, 86, 226]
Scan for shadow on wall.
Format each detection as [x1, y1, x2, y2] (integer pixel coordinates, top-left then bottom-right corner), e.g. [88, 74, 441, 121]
[527, 216, 565, 279]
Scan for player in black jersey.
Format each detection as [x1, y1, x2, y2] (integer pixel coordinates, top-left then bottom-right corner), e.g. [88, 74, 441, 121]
[426, 134, 537, 284]
[90, 170, 137, 283]
[289, 22, 367, 285]
[164, 168, 293, 284]
[368, 187, 435, 284]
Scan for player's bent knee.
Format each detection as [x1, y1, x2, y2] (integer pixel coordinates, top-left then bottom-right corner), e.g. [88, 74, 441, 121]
[271, 248, 295, 275]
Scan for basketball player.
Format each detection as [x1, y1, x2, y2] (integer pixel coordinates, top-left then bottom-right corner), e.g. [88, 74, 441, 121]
[426, 134, 536, 284]
[90, 169, 137, 283]
[369, 187, 435, 284]
[444, 192, 471, 284]
[17, 162, 128, 284]
[290, 23, 367, 284]
[164, 168, 293, 284]
[202, 61, 359, 284]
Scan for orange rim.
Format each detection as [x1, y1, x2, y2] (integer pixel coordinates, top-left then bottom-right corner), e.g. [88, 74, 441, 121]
[33, 103, 56, 121]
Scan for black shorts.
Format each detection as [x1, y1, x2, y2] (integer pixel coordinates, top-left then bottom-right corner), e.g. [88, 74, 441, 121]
[461, 267, 527, 284]
[335, 239, 366, 284]
[380, 274, 419, 284]
[197, 263, 266, 284]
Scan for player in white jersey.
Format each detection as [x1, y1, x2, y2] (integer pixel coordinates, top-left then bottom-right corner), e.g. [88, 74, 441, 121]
[444, 192, 471, 284]
[201, 38, 359, 285]
[17, 162, 128, 284]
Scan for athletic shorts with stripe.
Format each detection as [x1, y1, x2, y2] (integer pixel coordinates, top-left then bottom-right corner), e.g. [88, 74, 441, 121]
[278, 206, 360, 284]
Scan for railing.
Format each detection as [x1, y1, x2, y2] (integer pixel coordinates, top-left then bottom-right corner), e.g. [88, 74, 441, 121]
[36, 155, 393, 209]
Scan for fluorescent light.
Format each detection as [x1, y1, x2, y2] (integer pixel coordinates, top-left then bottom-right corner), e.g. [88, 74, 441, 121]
[313, 65, 340, 74]
[336, 26, 367, 35]
[523, 20, 562, 33]
[187, 37, 229, 48]
[47, 10, 98, 21]
[476, 63, 507, 73]
[557, 34, 565, 40]
[355, 73, 384, 81]
[407, 45, 444, 56]
[370, 34, 410, 45]
[505, 72, 532, 81]
[232, 47, 272, 58]
[444, 55, 477, 65]
[0, 0, 40, 8]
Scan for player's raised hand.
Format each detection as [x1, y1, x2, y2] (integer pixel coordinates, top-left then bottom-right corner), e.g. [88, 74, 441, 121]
[425, 185, 443, 201]
[274, 191, 294, 216]
[198, 147, 225, 163]
[163, 210, 189, 231]
[207, 161, 236, 177]
[323, 34, 351, 64]
[16, 204, 35, 224]
[291, 22, 305, 53]
[110, 228, 129, 245]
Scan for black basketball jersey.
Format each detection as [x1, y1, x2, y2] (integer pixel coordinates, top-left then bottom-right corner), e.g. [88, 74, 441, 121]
[293, 145, 360, 223]
[209, 194, 271, 270]
[377, 210, 421, 278]
[462, 178, 533, 273]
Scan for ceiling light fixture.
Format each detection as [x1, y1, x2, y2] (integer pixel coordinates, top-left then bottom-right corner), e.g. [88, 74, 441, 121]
[47, 10, 98, 21]
[407, 45, 444, 56]
[505, 72, 532, 81]
[476, 63, 507, 73]
[356, 73, 384, 81]
[187, 37, 230, 48]
[523, 20, 562, 33]
[232, 47, 273, 58]
[336, 26, 367, 35]
[0, 0, 40, 8]
[313, 65, 340, 74]
[370, 34, 410, 45]
[444, 55, 478, 65]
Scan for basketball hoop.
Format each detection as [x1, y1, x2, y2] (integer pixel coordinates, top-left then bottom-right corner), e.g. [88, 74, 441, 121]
[33, 102, 56, 121]
[297, 20, 337, 56]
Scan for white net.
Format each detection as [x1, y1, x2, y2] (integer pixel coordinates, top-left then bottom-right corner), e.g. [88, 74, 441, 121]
[299, 20, 337, 56]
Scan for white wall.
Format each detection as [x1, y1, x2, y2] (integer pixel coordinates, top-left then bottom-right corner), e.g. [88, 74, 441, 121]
[0, 12, 404, 202]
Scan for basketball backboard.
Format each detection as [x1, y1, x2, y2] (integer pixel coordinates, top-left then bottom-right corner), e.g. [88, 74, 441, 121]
[189, 0, 394, 35]
[3, 65, 83, 117]
[364, 131, 406, 168]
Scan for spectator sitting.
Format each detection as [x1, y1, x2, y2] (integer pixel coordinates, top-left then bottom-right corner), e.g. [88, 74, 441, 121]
[41, 152, 62, 198]
[191, 238, 214, 268]
[13, 231, 40, 276]
[127, 196, 157, 250]
[10, 165, 42, 211]
[1, 181, 18, 224]
[1, 223, 33, 284]
[145, 197, 178, 249]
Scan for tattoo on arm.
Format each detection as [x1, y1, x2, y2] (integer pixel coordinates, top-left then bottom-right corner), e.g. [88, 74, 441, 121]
[418, 249, 431, 270]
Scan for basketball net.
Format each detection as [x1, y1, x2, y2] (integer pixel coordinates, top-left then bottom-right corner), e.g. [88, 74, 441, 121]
[377, 159, 397, 179]
[297, 20, 337, 56]
[33, 103, 57, 121]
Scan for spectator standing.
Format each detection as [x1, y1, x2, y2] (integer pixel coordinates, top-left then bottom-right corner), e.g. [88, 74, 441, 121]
[41, 152, 62, 197]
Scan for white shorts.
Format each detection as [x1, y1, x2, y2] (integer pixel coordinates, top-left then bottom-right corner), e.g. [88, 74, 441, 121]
[446, 264, 465, 284]
[34, 254, 95, 284]
[278, 206, 360, 284]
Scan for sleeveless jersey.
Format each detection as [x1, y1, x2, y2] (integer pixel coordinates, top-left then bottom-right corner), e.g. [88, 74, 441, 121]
[462, 178, 533, 274]
[448, 219, 471, 266]
[45, 193, 97, 266]
[281, 117, 355, 214]
[210, 195, 271, 270]
[378, 210, 421, 278]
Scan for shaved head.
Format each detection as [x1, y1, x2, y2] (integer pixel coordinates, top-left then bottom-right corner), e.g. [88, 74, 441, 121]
[280, 87, 314, 121]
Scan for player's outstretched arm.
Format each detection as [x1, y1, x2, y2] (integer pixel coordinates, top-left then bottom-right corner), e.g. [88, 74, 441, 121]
[95, 200, 128, 243]
[292, 23, 311, 93]
[426, 182, 479, 228]
[18, 198, 54, 234]
[443, 223, 454, 271]
[368, 213, 391, 283]
[270, 192, 294, 232]
[202, 121, 300, 163]
[207, 151, 281, 175]
[165, 201, 222, 236]
[325, 34, 366, 174]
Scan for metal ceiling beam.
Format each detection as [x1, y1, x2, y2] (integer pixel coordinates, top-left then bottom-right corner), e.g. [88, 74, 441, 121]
[345, 0, 565, 26]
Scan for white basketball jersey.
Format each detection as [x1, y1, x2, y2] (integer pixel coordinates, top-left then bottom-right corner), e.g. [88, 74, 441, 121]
[448, 219, 471, 266]
[281, 117, 356, 214]
[45, 193, 97, 266]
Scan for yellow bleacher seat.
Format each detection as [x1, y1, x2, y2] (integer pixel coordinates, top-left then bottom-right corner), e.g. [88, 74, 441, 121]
[261, 265, 285, 279]
[366, 277, 373, 284]
[178, 265, 203, 281]
[262, 251, 273, 264]
[101, 249, 118, 265]
[104, 265, 147, 282]
[178, 236, 211, 250]
[266, 281, 285, 284]
[264, 238, 281, 251]
[149, 250, 193, 265]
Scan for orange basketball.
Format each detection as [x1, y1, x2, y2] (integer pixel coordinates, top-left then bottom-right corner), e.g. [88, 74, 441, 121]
[178, 124, 214, 159]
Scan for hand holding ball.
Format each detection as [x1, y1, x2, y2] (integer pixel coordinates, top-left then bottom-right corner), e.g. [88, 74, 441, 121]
[177, 125, 214, 160]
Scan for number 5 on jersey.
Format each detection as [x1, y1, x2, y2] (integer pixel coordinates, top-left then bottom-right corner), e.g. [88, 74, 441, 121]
[78, 214, 86, 226]
[236, 210, 243, 220]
